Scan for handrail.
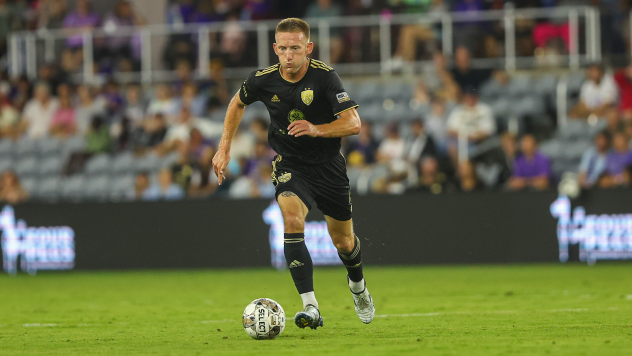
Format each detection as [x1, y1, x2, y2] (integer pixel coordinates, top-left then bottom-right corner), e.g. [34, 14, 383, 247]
[8, 6, 601, 83]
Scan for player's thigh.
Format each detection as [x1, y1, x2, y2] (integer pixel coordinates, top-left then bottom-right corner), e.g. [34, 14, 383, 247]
[278, 192, 309, 233]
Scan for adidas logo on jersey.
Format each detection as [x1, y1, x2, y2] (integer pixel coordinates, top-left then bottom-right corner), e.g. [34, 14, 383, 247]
[289, 260, 304, 268]
[271, 94, 280, 102]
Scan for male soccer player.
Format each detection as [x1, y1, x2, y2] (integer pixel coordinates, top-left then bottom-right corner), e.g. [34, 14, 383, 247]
[212, 18, 375, 329]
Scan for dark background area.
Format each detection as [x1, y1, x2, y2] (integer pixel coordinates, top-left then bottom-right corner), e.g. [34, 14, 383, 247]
[4, 189, 632, 270]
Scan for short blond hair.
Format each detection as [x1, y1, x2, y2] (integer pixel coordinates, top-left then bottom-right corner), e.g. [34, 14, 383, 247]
[275, 18, 310, 42]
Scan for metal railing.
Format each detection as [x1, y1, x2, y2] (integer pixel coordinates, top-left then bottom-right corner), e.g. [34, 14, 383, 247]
[8, 6, 600, 84]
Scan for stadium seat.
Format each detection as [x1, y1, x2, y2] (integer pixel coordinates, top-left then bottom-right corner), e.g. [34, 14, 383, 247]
[161, 152, 179, 168]
[38, 155, 65, 177]
[20, 176, 37, 195]
[0, 139, 14, 159]
[566, 72, 585, 95]
[356, 82, 382, 102]
[37, 137, 63, 157]
[15, 138, 38, 158]
[110, 151, 135, 175]
[85, 154, 112, 176]
[511, 96, 546, 118]
[83, 175, 112, 201]
[539, 139, 563, 159]
[507, 75, 532, 97]
[135, 153, 161, 173]
[109, 174, 135, 201]
[383, 82, 414, 103]
[0, 157, 13, 173]
[558, 120, 590, 140]
[533, 75, 558, 97]
[14, 156, 39, 177]
[35, 176, 62, 200]
[479, 78, 504, 102]
[63, 135, 86, 156]
[490, 98, 511, 119]
[60, 175, 87, 201]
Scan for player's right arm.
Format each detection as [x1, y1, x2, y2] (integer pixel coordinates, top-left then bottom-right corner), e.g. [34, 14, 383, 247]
[212, 72, 260, 185]
[212, 92, 246, 185]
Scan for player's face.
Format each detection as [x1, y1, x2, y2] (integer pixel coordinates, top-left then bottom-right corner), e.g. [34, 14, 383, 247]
[274, 32, 313, 75]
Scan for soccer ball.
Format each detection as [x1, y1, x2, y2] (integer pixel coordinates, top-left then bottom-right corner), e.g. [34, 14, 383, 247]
[242, 298, 285, 340]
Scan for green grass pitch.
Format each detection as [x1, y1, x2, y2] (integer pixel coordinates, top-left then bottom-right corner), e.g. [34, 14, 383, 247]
[0, 264, 631, 355]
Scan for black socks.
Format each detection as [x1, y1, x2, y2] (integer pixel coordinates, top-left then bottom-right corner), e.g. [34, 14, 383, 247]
[284, 233, 314, 294]
[338, 234, 364, 283]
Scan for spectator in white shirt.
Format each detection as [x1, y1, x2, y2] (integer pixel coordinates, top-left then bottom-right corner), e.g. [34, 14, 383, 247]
[18, 82, 59, 139]
[446, 88, 496, 165]
[569, 63, 617, 119]
[147, 83, 178, 125]
[377, 123, 406, 163]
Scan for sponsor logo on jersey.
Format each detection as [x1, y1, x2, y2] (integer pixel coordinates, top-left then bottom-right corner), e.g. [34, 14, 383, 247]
[288, 109, 305, 123]
[336, 92, 350, 103]
[301, 89, 313, 105]
[271, 94, 280, 102]
[278, 173, 292, 183]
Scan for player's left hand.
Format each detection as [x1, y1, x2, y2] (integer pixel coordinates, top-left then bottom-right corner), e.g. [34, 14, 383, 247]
[288, 120, 320, 137]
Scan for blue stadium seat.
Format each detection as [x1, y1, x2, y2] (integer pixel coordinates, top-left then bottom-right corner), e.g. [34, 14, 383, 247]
[83, 175, 112, 201]
[356, 82, 382, 102]
[109, 174, 135, 201]
[507, 75, 532, 97]
[35, 176, 62, 200]
[20, 176, 37, 196]
[135, 153, 161, 173]
[110, 151, 135, 175]
[38, 155, 65, 177]
[63, 135, 86, 156]
[14, 156, 39, 177]
[566, 72, 585, 95]
[38, 137, 63, 157]
[61, 175, 87, 201]
[0, 157, 13, 173]
[534, 75, 558, 97]
[85, 154, 112, 176]
[0, 139, 14, 159]
[15, 138, 38, 158]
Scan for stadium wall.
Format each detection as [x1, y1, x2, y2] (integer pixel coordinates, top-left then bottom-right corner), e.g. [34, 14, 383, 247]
[3, 189, 632, 271]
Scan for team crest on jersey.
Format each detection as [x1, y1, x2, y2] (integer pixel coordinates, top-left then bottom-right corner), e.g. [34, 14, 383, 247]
[301, 89, 313, 106]
[278, 173, 292, 183]
[288, 109, 305, 123]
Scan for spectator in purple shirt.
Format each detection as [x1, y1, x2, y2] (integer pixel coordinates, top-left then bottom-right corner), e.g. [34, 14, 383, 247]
[62, 0, 100, 49]
[509, 134, 551, 191]
[599, 132, 632, 188]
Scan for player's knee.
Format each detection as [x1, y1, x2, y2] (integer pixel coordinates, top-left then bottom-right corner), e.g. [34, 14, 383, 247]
[283, 214, 305, 233]
[331, 234, 354, 254]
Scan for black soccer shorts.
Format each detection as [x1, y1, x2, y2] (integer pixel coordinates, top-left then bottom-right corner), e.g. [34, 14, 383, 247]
[271, 153, 352, 221]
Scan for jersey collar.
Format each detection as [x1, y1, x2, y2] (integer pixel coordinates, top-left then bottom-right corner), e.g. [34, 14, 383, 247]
[278, 58, 311, 83]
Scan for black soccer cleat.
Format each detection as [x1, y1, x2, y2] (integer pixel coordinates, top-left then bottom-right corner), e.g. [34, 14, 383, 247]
[294, 304, 323, 330]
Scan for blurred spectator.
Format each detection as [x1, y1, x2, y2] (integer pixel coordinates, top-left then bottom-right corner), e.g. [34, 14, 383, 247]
[305, 0, 344, 64]
[413, 156, 448, 194]
[569, 64, 617, 119]
[230, 126, 255, 162]
[243, 0, 276, 20]
[0, 0, 25, 56]
[244, 140, 273, 176]
[102, 80, 124, 117]
[160, 108, 222, 154]
[18, 82, 59, 139]
[0, 95, 19, 139]
[36, 0, 67, 30]
[0, 170, 29, 204]
[404, 119, 438, 167]
[127, 171, 151, 200]
[508, 134, 551, 191]
[600, 132, 632, 188]
[62, 0, 99, 50]
[166, 0, 196, 28]
[144, 168, 185, 201]
[172, 59, 194, 95]
[578, 130, 610, 188]
[207, 59, 230, 107]
[377, 123, 405, 163]
[10, 76, 32, 112]
[76, 84, 107, 135]
[188, 146, 218, 198]
[132, 113, 167, 152]
[219, 11, 246, 64]
[345, 121, 379, 166]
[85, 116, 111, 154]
[456, 160, 483, 192]
[123, 85, 145, 128]
[613, 63, 632, 120]
[49, 94, 76, 139]
[175, 83, 207, 117]
[605, 107, 623, 136]
[99, 0, 145, 67]
[147, 83, 178, 125]
[424, 97, 451, 154]
[391, 0, 446, 66]
[249, 117, 269, 143]
[449, 46, 491, 92]
[171, 143, 199, 193]
[446, 88, 495, 165]
[229, 163, 275, 199]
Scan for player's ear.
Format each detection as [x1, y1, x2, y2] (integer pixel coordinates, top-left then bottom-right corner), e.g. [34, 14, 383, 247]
[306, 41, 314, 55]
[273, 43, 279, 55]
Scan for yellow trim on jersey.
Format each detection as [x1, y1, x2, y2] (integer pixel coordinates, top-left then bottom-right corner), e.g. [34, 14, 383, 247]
[256, 64, 280, 76]
[311, 59, 333, 70]
[334, 105, 359, 116]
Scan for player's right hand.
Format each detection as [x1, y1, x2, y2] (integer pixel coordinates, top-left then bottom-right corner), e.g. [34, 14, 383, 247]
[212, 149, 230, 185]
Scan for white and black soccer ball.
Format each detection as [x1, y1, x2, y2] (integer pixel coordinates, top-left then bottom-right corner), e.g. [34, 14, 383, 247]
[242, 298, 285, 340]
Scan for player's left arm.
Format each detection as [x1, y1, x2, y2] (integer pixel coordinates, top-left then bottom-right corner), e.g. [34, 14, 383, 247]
[288, 107, 361, 138]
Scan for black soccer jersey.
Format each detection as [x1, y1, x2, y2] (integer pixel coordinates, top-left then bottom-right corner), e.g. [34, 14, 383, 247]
[239, 59, 359, 165]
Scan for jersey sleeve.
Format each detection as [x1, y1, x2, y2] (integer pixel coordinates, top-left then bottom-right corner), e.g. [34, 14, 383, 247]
[325, 71, 359, 116]
[238, 71, 260, 105]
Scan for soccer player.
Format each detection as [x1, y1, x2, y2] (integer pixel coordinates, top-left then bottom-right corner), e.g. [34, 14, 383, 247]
[212, 18, 375, 329]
